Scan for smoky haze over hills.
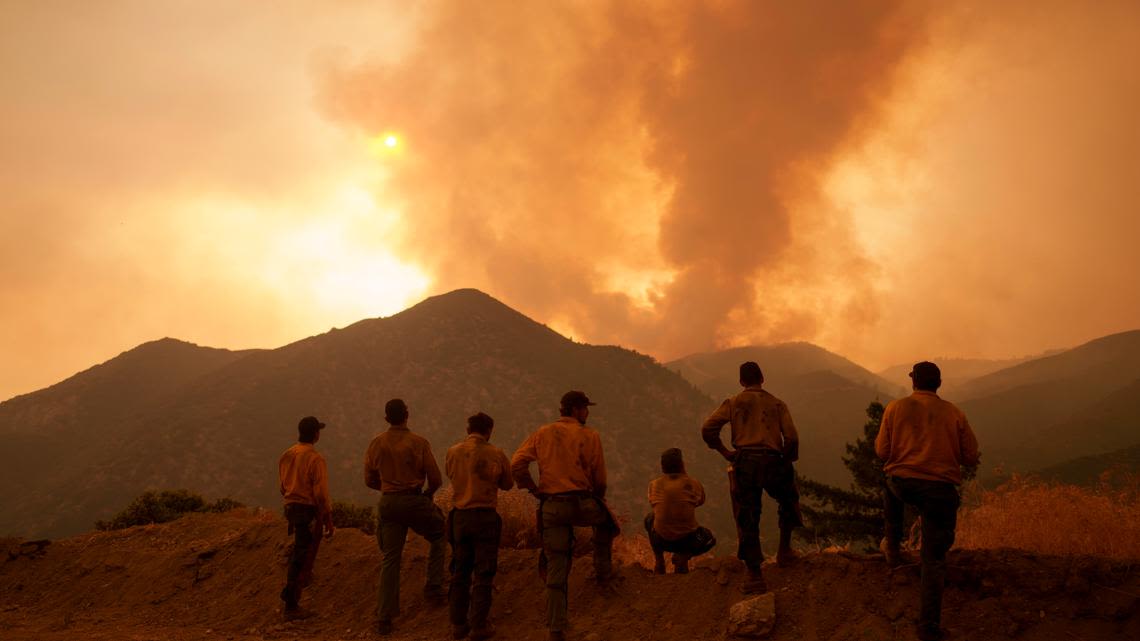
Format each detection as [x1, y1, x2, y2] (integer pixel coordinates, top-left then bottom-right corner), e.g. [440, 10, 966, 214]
[0, 289, 721, 540]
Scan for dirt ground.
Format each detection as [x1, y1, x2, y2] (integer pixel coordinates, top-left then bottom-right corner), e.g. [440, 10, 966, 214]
[1, 510, 1137, 641]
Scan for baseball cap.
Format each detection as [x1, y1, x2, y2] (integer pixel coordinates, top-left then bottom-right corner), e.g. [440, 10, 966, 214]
[909, 361, 941, 386]
[560, 390, 596, 409]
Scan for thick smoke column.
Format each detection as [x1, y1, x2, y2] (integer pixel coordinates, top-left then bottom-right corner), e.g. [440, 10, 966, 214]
[319, 1, 927, 357]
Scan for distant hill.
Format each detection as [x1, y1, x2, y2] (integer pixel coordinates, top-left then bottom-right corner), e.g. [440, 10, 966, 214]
[0, 289, 722, 540]
[667, 343, 905, 486]
[958, 331, 1140, 476]
[1035, 443, 1140, 486]
[877, 355, 1049, 400]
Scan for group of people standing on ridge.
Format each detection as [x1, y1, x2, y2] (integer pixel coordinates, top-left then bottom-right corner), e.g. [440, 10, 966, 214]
[277, 359, 979, 641]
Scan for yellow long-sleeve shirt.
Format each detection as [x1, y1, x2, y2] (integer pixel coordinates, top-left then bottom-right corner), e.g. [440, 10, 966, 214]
[875, 391, 980, 484]
[701, 385, 799, 457]
[279, 443, 332, 515]
[446, 433, 514, 509]
[511, 417, 607, 497]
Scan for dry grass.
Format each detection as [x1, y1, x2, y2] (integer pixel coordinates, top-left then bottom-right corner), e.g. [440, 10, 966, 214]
[956, 472, 1140, 559]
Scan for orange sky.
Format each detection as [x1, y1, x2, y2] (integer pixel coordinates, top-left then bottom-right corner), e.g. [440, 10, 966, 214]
[2, 1, 1138, 402]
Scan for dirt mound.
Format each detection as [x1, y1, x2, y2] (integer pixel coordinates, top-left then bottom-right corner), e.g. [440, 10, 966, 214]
[1, 511, 1137, 640]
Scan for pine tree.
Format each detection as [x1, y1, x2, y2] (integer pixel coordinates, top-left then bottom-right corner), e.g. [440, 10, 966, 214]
[797, 401, 889, 548]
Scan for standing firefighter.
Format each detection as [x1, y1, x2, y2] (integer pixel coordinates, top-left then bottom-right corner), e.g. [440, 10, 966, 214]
[701, 361, 802, 594]
[444, 412, 514, 640]
[645, 447, 716, 574]
[511, 390, 618, 641]
[876, 361, 980, 641]
[364, 398, 447, 636]
[278, 415, 335, 620]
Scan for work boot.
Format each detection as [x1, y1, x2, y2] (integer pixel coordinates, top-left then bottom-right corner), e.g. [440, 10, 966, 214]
[377, 620, 393, 636]
[673, 554, 690, 574]
[283, 607, 314, 621]
[653, 551, 667, 575]
[452, 623, 470, 639]
[470, 622, 497, 640]
[740, 570, 768, 595]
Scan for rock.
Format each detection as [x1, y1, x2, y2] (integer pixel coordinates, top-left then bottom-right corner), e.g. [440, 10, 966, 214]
[727, 593, 776, 638]
[716, 565, 731, 586]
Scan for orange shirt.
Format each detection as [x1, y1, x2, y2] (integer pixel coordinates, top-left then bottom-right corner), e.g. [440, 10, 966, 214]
[363, 424, 443, 494]
[279, 443, 332, 515]
[702, 386, 799, 455]
[445, 434, 514, 509]
[875, 391, 980, 484]
[648, 473, 706, 541]
[511, 417, 607, 496]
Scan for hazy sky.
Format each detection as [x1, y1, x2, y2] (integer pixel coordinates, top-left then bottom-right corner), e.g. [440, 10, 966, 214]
[2, 1, 1138, 401]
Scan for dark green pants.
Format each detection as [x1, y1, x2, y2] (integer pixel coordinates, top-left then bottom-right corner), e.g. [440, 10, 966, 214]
[281, 503, 322, 609]
[376, 493, 446, 623]
[541, 494, 615, 632]
[732, 450, 802, 573]
[448, 508, 502, 629]
[885, 476, 960, 635]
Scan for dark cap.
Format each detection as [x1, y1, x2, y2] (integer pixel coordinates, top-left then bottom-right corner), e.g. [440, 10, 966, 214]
[298, 416, 326, 432]
[909, 361, 942, 387]
[560, 390, 596, 409]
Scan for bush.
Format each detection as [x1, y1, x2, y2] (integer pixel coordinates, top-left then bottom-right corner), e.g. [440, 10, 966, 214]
[96, 490, 244, 531]
[331, 501, 376, 535]
[956, 472, 1140, 559]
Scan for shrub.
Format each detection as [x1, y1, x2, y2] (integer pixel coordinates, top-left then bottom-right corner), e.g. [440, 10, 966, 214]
[331, 501, 376, 535]
[96, 489, 244, 531]
[956, 473, 1140, 559]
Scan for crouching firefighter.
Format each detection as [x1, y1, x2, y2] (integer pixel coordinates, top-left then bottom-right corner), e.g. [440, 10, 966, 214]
[701, 361, 803, 595]
[511, 391, 619, 641]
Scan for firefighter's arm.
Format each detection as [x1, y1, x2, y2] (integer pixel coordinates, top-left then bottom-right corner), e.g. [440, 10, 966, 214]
[497, 451, 515, 491]
[424, 443, 443, 496]
[874, 404, 893, 461]
[363, 441, 382, 491]
[511, 434, 540, 495]
[779, 402, 800, 462]
[701, 400, 736, 461]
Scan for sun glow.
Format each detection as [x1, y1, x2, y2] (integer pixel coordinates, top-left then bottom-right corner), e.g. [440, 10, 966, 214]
[368, 132, 402, 156]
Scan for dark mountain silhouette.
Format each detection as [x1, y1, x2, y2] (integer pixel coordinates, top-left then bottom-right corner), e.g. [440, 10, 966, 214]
[877, 355, 1055, 400]
[667, 344, 905, 485]
[1035, 443, 1140, 486]
[957, 331, 1140, 475]
[0, 289, 720, 539]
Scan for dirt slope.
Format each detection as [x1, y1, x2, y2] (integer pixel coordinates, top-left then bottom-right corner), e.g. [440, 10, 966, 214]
[1, 511, 1137, 641]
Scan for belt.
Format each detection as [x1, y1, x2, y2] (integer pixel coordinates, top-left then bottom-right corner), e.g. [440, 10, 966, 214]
[545, 490, 593, 501]
[382, 488, 423, 496]
[737, 448, 783, 457]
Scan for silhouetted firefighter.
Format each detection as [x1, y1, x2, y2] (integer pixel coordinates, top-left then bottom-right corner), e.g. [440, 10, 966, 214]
[444, 412, 514, 640]
[364, 398, 447, 636]
[511, 390, 620, 641]
[278, 416, 334, 620]
[876, 361, 980, 641]
[702, 361, 803, 594]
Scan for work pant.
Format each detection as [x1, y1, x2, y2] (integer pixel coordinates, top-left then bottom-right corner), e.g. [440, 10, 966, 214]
[541, 494, 616, 633]
[732, 449, 803, 574]
[448, 508, 502, 630]
[884, 475, 960, 635]
[376, 493, 447, 623]
[282, 502, 323, 609]
[643, 513, 716, 558]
